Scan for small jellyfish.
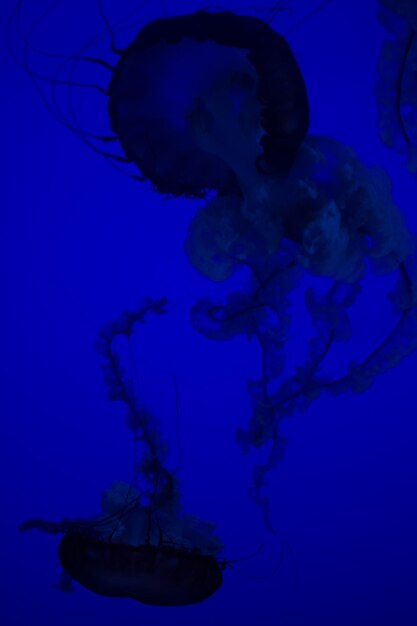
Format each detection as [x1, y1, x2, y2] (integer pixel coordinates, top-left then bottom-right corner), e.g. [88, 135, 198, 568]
[20, 299, 224, 606]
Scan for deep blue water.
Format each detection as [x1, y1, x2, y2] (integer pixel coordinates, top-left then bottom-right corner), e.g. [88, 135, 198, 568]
[2, 1, 417, 624]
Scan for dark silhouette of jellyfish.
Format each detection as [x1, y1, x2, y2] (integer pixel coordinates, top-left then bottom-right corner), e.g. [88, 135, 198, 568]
[20, 299, 224, 606]
[107, 9, 309, 196]
[375, 0, 417, 173]
[8, 4, 309, 195]
[58, 534, 223, 606]
[12, 3, 417, 532]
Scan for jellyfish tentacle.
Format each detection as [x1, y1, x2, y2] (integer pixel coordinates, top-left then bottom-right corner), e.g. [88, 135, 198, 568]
[190, 255, 298, 529]
[376, 1, 417, 172]
[96, 298, 180, 537]
[9, 0, 143, 172]
[395, 30, 415, 146]
[239, 281, 359, 527]
[325, 261, 417, 395]
[97, 0, 125, 56]
[193, 262, 363, 529]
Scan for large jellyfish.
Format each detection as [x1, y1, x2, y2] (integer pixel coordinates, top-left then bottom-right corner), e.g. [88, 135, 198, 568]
[20, 299, 224, 606]
[12, 3, 417, 530]
[105, 8, 417, 525]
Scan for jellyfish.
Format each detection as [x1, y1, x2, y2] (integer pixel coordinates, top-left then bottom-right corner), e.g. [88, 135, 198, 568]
[107, 9, 309, 196]
[375, 0, 417, 172]
[20, 299, 224, 606]
[107, 9, 417, 527]
[12, 3, 417, 530]
[8, 4, 309, 192]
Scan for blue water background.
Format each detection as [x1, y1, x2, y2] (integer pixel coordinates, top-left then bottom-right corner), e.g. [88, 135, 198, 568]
[2, 1, 417, 624]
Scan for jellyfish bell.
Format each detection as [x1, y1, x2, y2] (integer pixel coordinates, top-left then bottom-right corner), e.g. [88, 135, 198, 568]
[57, 531, 223, 606]
[20, 494, 224, 607]
[20, 478, 265, 607]
[11, 5, 309, 195]
[56, 519, 266, 606]
[107, 10, 310, 197]
[11, 4, 310, 253]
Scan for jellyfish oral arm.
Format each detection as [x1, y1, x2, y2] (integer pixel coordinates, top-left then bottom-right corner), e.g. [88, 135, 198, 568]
[376, 1, 417, 172]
